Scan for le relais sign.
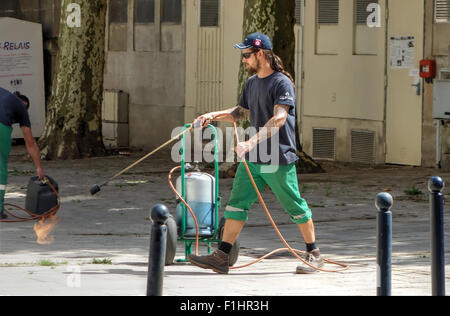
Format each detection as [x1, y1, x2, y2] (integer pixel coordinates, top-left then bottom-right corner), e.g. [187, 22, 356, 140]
[0, 41, 32, 50]
[0, 18, 45, 138]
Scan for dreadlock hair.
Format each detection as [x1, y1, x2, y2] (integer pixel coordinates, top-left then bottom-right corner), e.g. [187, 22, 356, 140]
[260, 49, 295, 85]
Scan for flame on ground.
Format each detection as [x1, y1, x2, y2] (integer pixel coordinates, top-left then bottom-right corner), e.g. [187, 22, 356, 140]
[33, 215, 60, 245]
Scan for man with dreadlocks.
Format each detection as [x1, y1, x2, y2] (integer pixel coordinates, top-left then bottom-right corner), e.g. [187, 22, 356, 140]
[189, 33, 323, 274]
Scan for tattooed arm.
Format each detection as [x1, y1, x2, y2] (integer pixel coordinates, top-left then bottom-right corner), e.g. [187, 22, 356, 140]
[193, 105, 250, 128]
[235, 104, 289, 158]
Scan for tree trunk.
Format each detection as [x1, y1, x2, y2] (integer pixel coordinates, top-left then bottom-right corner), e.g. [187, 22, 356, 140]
[39, 0, 106, 160]
[237, 0, 324, 174]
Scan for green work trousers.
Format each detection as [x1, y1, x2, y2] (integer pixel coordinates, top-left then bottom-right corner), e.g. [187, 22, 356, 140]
[0, 123, 12, 214]
[224, 161, 312, 224]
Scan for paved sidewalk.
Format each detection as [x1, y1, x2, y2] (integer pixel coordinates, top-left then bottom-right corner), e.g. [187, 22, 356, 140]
[0, 145, 449, 296]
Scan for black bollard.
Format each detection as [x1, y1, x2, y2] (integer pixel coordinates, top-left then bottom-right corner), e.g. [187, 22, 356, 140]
[428, 177, 446, 296]
[375, 192, 393, 296]
[146, 204, 169, 296]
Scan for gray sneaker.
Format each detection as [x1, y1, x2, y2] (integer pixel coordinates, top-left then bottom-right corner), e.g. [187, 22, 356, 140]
[296, 249, 324, 274]
[188, 249, 230, 274]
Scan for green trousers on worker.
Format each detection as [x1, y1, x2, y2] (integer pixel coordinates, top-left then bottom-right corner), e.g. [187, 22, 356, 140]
[0, 123, 12, 217]
[224, 161, 312, 224]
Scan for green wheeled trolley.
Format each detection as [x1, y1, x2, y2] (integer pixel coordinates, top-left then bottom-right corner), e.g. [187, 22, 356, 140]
[165, 124, 240, 265]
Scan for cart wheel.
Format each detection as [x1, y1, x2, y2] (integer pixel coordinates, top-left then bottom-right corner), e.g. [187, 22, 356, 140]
[218, 217, 240, 266]
[165, 215, 177, 265]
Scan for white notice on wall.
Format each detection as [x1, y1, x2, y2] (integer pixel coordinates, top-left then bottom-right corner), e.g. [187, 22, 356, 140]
[0, 18, 45, 138]
[390, 36, 415, 69]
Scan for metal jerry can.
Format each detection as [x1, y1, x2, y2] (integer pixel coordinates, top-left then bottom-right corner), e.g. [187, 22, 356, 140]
[175, 171, 216, 237]
[25, 176, 59, 215]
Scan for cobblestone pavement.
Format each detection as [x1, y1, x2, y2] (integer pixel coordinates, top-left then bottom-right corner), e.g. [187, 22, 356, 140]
[0, 145, 449, 296]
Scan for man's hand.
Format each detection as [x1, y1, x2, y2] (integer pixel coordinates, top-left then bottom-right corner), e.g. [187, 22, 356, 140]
[192, 106, 248, 129]
[193, 113, 214, 129]
[234, 139, 257, 158]
[37, 167, 45, 180]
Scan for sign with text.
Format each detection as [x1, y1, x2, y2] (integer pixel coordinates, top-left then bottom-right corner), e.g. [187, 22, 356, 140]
[0, 17, 45, 138]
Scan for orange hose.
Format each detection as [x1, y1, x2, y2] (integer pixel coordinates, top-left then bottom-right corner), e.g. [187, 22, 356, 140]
[168, 123, 348, 272]
[230, 122, 348, 272]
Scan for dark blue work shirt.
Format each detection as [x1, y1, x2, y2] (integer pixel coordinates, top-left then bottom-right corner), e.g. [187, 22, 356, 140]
[239, 71, 298, 165]
[0, 87, 31, 128]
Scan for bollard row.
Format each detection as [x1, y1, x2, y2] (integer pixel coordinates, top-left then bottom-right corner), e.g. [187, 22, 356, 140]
[145, 178, 446, 297]
[375, 176, 446, 297]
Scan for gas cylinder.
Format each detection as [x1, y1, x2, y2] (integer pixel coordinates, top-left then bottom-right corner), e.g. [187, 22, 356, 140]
[175, 171, 215, 237]
[25, 176, 59, 215]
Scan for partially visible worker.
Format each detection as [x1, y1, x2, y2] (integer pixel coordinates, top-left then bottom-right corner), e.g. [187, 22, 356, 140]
[0, 87, 45, 219]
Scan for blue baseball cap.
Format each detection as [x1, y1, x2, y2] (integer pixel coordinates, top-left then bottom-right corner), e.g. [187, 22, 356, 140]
[234, 32, 273, 50]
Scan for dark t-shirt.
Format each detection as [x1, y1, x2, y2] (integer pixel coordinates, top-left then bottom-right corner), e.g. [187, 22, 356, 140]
[239, 71, 298, 165]
[0, 87, 31, 128]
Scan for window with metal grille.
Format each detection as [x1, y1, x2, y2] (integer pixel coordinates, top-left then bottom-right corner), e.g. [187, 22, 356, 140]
[109, 0, 128, 23]
[200, 0, 219, 27]
[295, 0, 302, 25]
[135, 0, 154, 23]
[355, 0, 379, 24]
[162, 0, 181, 23]
[435, 0, 450, 23]
[317, 0, 339, 24]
